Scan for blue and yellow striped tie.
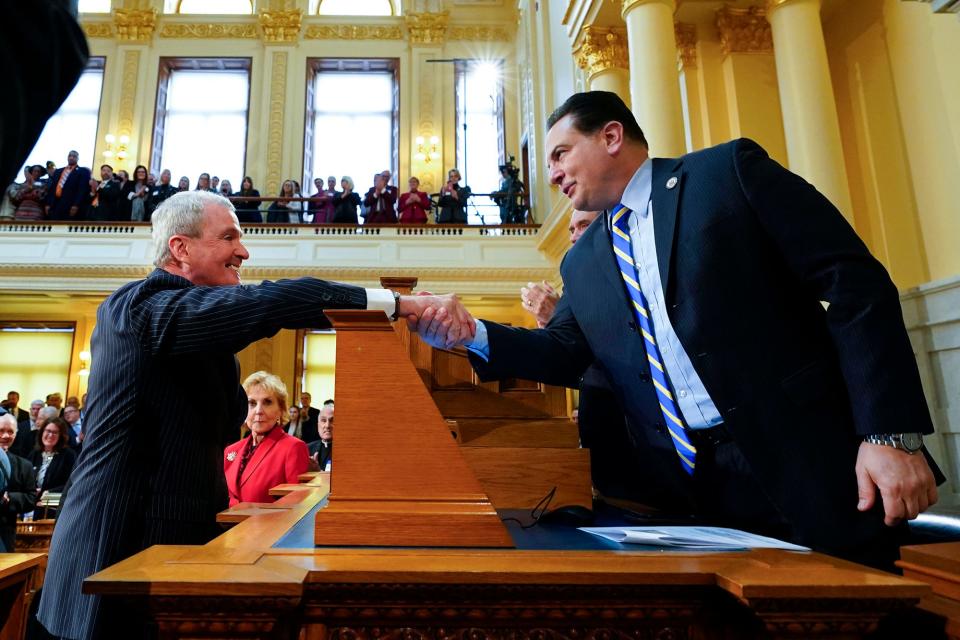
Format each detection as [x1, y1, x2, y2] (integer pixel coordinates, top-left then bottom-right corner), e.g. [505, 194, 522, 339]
[611, 203, 697, 475]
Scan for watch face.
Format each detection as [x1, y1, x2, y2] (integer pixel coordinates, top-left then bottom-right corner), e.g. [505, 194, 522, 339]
[902, 433, 923, 452]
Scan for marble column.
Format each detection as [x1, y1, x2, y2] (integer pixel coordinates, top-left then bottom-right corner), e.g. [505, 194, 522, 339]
[621, 0, 686, 157]
[767, 0, 853, 219]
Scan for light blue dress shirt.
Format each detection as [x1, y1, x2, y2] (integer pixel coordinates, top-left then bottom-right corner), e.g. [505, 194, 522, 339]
[470, 159, 722, 430]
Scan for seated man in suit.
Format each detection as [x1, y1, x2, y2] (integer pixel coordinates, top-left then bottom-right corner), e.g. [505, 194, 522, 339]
[307, 404, 333, 471]
[38, 190, 475, 640]
[414, 91, 942, 570]
[299, 392, 321, 443]
[45, 150, 92, 220]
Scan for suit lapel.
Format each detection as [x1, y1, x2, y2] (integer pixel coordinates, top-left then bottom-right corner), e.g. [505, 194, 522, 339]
[592, 212, 633, 304]
[240, 428, 280, 487]
[651, 158, 684, 298]
[226, 442, 245, 498]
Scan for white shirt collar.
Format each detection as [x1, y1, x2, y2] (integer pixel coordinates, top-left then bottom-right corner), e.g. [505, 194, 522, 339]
[618, 157, 653, 218]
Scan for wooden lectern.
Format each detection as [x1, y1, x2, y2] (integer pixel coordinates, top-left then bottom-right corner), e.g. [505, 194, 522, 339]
[314, 310, 513, 548]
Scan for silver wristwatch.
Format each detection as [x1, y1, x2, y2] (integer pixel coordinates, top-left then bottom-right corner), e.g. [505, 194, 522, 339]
[863, 433, 923, 454]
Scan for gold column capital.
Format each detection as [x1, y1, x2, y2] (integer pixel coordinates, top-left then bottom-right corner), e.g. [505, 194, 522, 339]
[674, 22, 697, 69]
[574, 26, 629, 77]
[405, 11, 450, 45]
[113, 8, 156, 43]
[621, 0, 676, 19]
[258, 9, 302, 43]
[716, 5, 773, 56]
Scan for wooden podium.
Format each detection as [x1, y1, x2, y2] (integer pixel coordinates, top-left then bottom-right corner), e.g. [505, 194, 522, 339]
[314, 310, 512, 548]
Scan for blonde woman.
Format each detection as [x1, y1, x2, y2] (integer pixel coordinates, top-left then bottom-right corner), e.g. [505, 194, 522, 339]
[223, 371, 309, 505]
[332, 176, 361, 223]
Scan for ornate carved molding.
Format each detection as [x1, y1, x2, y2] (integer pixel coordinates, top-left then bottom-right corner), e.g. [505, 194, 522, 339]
[114, 8, 157, 43]
[82, 22, 113, 39]
[573, 27, 629, 77]
[159, 23, 259, 39]
[622, 0, 676, 17]
[675, 22, 697, 69]
[448, 25, 511, 41]
[117, 49, 141, 140]
[265, 51, 288, 195]
[259, 9, 302, 43]
[303, 24, 403, 40]
[716, 5, 773, 56]
[405, 11, 449, 45]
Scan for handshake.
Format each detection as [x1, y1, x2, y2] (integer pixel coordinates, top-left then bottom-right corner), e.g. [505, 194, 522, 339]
[399, 292, 476, 351]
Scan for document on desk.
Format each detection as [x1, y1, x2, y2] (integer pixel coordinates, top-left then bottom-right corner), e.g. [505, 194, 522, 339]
[578, 526, 810, 551]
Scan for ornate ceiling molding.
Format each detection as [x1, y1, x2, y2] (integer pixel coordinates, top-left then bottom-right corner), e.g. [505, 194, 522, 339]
[159, 23, 259, 39]
[82, 22, 113, 39]
[303, 24, 403, 40]
[259, 9, 302, 43]
[716, 5, 773, 56]
[405, 11, 450, 45]
[674, 22, 697, 70]
[448, 25, 511, 41]
[114, 8, 157, 43]
[573, 26, 629, 77]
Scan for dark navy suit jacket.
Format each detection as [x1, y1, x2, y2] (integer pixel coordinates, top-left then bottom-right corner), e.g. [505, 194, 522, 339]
[470, 139, 941, 559]
[38, 269, 367, 640]
[45, 165, 92, 219]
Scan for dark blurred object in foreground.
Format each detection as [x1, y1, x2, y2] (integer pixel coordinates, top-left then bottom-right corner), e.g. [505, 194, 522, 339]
[0, 1, 88, 186]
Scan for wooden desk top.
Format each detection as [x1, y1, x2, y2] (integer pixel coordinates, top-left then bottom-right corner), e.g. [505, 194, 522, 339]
[0, 554, 44, 582]
[86, 486, 929, 605]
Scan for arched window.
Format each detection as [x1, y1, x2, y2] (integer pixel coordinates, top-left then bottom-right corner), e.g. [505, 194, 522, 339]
[78, 0, 112, 13]
[314, 0, 396, 16]
[167, 0, 254, 15]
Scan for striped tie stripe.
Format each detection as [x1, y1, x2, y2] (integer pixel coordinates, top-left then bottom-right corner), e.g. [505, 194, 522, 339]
[611, 203, 697, 475]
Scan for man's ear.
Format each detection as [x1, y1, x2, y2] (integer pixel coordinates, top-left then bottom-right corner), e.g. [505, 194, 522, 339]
[601, 121, 626, 156]
[168, 235, 189, 263]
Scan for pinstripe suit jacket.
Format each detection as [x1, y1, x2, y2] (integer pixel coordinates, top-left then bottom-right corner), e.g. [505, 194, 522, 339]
[38, 269, 367, 640]
[470, 139, 941, 561]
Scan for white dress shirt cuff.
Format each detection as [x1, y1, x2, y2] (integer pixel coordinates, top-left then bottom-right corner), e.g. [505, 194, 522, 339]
[365, 288, 396, 317]
[466, 321, 490, 361]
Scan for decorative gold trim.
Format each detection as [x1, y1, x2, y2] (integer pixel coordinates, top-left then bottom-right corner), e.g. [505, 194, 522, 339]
[159, 23, 259, 39]
[82, 22, 113, 39]
[574, 27, 629, 77]
[114, 8, 157, 42]
[117, 49, 140, 143]
[716, 5, 773, 56]
[259, 9, 302, 43]
[448, 25, 511, 41]
[405, 11, 449, 45]
[674, 22, 697, 69]
[265, 51, 288, 196]
[303, 24, 403, 40]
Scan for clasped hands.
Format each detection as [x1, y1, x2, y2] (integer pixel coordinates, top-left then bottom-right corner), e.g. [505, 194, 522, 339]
[400, 292, 476, 350]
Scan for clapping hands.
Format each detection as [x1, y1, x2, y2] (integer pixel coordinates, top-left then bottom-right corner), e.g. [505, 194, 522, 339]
[401, 291, 476, 350]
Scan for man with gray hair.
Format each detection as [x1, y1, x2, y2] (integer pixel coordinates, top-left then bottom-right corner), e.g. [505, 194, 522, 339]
[39, 190, 475, 640]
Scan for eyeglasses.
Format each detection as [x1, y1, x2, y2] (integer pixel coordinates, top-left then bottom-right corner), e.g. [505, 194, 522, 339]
[42, 429, 60, 436]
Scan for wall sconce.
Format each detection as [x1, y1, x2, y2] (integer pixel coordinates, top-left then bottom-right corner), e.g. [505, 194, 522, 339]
[415, 136, 440, 163]
[78, 350, 91, 377]
[103, 134, 129, 162]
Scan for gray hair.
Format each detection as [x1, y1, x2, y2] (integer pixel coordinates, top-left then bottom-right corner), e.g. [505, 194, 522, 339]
[0, 413, 15, 429]
[37, 406, 59, 423]
[341, 176, 354, 191]
[151, 191, 234, 268]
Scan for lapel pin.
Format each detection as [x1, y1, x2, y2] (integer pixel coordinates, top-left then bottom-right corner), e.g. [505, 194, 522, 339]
[226, 451, 237, 462]
[666, 176, 678, 190]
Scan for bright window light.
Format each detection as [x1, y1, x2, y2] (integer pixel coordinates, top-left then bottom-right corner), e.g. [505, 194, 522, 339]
[172, 0, 253, 14]
[159, 70, 249, 187]
[79, 0, 112, 13]
[309, 72, 394, 205]
[456, 60, 506, 225]
[23, 66, 104, 171]
[317, 0, 395, 15]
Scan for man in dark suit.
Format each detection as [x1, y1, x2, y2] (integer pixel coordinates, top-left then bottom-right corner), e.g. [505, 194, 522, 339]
[88, 164, 122, 221]
[418, 91, 941, 569]
[37, 190, 475, 640]
[299, 392, 321, 443]
[307, 404, 334, 470]
[45, 150, 92, 220]
[5, 392, 29, 424]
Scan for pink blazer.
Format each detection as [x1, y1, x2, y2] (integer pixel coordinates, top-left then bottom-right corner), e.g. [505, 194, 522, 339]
[224, 427, 309, 505]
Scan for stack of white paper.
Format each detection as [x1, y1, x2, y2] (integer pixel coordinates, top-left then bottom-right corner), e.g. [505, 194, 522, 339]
[578, 526, 810, 551]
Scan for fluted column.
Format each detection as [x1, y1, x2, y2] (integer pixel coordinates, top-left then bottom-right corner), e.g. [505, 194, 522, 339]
[767, 0, 853, 219]
[621, 0, 686, 157]
[573, 27, 631, 107]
